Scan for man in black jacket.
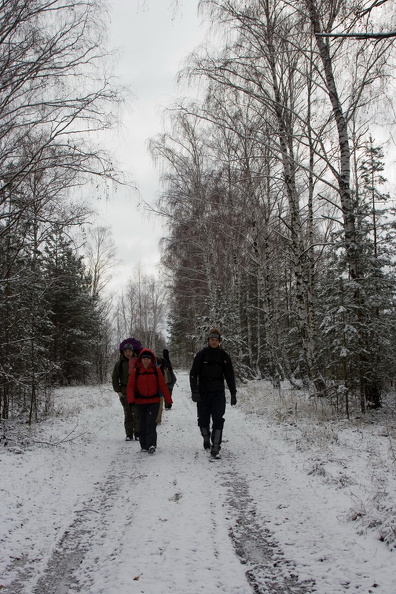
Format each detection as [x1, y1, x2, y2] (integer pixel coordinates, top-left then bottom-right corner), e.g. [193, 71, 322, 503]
[190, 328, 237, 459]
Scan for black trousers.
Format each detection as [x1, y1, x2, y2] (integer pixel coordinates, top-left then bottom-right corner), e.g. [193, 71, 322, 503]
[136, 402, 160, 450]
[197, 390, 226, 432]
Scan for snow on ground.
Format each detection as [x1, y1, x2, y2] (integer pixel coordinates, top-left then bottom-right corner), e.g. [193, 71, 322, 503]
[1, 372, 395, 593]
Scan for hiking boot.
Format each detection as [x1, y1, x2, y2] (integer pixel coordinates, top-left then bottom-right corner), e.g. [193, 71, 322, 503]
[211, 428, 222, 459]
[148, 446, 156, 454]
[125, 435, 133, 441]
[210, 447, 221, 459]
[201, 427, 211, 450]
[134, 433, 140, 441]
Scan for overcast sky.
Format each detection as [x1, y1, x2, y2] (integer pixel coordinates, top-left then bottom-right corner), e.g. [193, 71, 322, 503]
[93, 0, 206, 292]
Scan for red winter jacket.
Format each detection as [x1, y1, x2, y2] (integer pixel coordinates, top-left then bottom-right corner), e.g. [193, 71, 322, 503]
[127, 349, 172, 406]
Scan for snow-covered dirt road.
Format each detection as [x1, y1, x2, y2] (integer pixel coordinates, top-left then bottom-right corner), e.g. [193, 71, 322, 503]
[1, 372, 395, 593]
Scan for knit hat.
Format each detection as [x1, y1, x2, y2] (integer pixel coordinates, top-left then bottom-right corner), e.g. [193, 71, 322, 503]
[140, 351, 153, 359]
[119, 337, 143, 354]
[208, 328, 221, 341]
[122, 343, 134, 351]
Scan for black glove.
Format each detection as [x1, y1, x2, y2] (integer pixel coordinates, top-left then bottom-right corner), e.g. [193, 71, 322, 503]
[231, 393, 237, 406]
[191, 388, 201, 403]
[165, 403, 172, 409]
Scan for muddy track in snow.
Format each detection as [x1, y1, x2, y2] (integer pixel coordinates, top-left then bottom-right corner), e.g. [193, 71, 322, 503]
[5, 397, 315, 594]
[6, 446, 145, 594]
[222, 456, 316, 594]
[7, 454, 315, 594]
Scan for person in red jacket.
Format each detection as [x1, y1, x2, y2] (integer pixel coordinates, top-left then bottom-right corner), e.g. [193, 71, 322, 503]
[127, 349, 172, 454]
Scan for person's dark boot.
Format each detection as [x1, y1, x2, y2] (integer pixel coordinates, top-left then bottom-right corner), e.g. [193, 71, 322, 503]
[211, 429, 222, 459]
[200, 427, 211, 450]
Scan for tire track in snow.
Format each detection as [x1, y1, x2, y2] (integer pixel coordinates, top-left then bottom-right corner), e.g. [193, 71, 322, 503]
[102, 392, 253, 594]
[5, 377, 317, 594]
[166, 375, 316, 593]
[222, 462, 315, 593]
[28, 444, 146, 594]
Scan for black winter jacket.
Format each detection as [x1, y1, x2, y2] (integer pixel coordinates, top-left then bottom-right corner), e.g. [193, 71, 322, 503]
[189, 346, 236, 395]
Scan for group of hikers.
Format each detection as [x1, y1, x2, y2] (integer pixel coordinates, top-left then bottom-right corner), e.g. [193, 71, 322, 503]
[112, 328, 237, 459]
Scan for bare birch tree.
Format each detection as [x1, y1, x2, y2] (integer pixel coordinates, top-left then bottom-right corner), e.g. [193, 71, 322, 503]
[0, 0, 124, 419]
[0, 0, 122, 206]
[115, 266, 167, 354]
[301, 0, 396, 407]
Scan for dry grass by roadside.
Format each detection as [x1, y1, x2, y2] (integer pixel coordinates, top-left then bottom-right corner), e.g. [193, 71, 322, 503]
[237, 380, 396, 550]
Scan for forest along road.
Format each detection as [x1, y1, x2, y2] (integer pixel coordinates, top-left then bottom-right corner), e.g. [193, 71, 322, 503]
[3, 373, 394, 594]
